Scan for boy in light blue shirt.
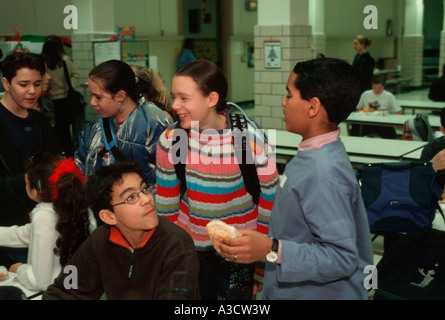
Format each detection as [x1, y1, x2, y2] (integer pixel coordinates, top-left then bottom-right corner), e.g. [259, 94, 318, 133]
[219, 58, 374, 299]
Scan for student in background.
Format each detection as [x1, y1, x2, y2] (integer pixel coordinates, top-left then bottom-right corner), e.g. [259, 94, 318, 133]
[43, 161, 199, 300]
[429, 64, 445, 102]
[156, 59, 278, 300]
[177, 38, 197, 69]
[356, 75, 402, 115]
[41, 36, 80, 157]
[351, 74, 402, 139]
[33, 62, 55, 126]
[75, 60, 172, 185]
[352, 35, 375, 93]
[0, 52, 61, 268]
[218, 58, 374, 300]
[0, 153, 95, 292]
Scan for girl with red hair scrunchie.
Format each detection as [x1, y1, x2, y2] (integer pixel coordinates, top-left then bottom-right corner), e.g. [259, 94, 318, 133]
[0, 153, 96, 294]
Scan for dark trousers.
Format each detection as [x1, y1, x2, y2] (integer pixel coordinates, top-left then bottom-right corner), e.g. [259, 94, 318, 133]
[53, 98, 74, 157]
[197, 249, 254, 300]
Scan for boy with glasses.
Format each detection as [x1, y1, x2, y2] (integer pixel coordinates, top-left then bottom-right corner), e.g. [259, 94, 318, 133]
[43, 161, 199, 300]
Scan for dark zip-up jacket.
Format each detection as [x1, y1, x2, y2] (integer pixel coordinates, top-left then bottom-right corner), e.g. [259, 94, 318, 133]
[43, 217, 200, 300]
[0, 106, 62, 226]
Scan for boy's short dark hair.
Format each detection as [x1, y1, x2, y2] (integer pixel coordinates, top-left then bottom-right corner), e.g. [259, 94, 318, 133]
[85, 161, 144, 218]
[372, 74, 386, 86]
[293, 58, 361, 124]
[1, 52, 46, 82]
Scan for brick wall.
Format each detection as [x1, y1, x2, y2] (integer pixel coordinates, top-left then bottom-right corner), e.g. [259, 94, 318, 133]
[254, 24, 312, 130]
[71, 33, 114, 122]
[401, 35, 424, 88]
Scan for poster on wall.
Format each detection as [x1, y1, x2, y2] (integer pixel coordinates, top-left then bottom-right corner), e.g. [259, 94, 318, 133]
[117, 25, 136, 41]
[264, 40, 281, 69]
[93, 41, 121, 66]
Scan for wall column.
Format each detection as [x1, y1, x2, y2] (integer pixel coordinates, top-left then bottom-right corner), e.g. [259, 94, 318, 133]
[309, 0, 326, 59]
[401, 0, 424, 87]
[70, 0, 116, 120]
[254, 0, 312, 130]
[439, 0, 445, 74]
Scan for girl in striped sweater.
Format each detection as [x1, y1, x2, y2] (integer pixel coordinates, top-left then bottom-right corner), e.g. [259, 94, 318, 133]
[156, 60, 278, 300]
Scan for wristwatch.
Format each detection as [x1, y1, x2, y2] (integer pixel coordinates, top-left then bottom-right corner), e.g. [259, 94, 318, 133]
[266, 238, 279, 263]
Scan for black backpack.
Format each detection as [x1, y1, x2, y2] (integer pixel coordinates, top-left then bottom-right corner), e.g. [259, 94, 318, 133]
[172, 113, 261, 205]
[374, 228, 445, 300]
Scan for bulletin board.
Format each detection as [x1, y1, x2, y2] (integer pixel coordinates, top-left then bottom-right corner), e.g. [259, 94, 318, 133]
[93, 41, 120, 66]
[93, 40, 149, 67]
[194, 39, 219, 64]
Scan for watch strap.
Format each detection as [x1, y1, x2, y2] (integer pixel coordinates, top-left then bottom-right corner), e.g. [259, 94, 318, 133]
[271, 238, 278, 252]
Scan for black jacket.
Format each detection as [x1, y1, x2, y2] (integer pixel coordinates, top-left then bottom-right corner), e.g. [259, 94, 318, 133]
[43, 217, 200, 300]
[353, 52, 375, 93]
[0, 108, 61, 226]
[428, 75, 445, 102]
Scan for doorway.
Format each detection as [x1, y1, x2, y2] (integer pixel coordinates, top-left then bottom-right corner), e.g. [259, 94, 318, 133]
[178, 0, 232, 79]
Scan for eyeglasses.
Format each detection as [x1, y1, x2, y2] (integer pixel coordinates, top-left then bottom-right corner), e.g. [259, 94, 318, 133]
[111, 184, 154, 207]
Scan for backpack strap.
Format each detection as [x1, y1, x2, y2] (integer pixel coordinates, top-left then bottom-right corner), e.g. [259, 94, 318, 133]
[172, 114, 261, 205]
[229, 113, 260, 205]
[99, 117, 126, 161]
[172, 122, 187, 199]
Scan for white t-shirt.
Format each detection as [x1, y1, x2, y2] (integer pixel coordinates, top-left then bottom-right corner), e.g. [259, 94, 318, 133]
[356, 89, 402, 114]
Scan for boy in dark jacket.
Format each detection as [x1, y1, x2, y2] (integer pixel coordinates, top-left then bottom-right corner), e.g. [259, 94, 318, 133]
[43, 161, 200, 300]
[0, 52, 61, 267]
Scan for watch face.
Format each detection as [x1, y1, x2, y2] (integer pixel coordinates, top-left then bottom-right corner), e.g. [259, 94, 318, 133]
[266, 251, 278, 263]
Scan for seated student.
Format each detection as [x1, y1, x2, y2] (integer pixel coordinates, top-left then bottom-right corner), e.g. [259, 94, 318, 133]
[429, 64, 445, 102]
[350, 74, 402, 139]
[218, 58, 374, 300]
[356, 75, 402, 115]
[43, 161, 200, 300]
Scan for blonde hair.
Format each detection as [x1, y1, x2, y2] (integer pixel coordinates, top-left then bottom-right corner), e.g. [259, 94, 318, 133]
[355, 35, 372, 48]
[130, 65, 175, 119]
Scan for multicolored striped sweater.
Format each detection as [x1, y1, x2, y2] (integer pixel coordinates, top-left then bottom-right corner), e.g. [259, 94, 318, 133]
[155, 117, 279, 249]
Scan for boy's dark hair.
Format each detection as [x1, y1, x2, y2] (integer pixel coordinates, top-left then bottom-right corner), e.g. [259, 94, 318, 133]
[372, 74, 386, 86]
[1, 52, 46, 82]
[86, 161, 144, 217]
[293, 58, 361, 124]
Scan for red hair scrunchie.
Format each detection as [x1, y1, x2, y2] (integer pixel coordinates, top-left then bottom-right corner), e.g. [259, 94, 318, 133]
[48, 158, 86, 201]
